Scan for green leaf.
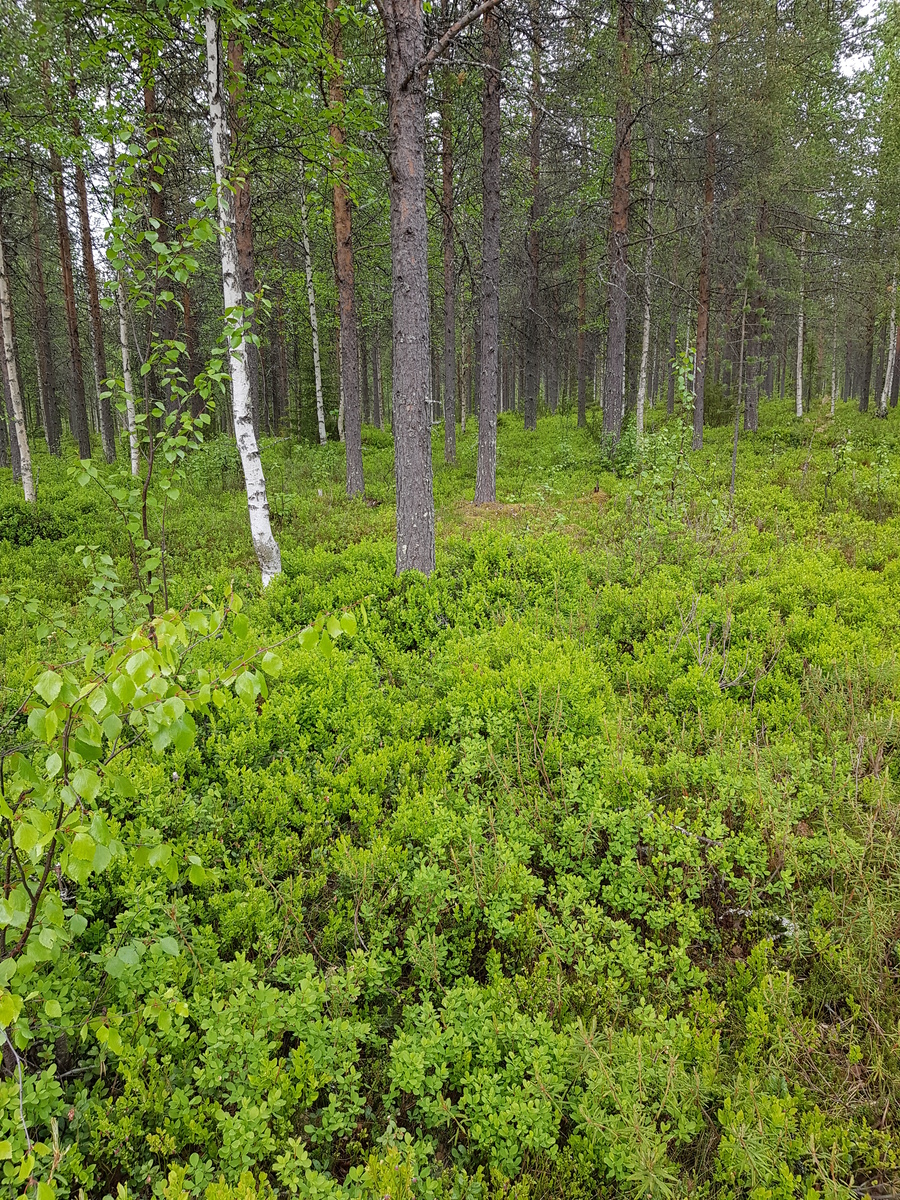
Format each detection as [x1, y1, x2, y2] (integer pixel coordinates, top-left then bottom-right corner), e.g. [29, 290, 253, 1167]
[188, 864, 206, 886]
[0, 988, 23, 1025]
[45, 752, 63, 779]
[69, 914, 87, 936]
[298, 627, 318, 651]
[103, 955, 125, 978]
[44, 999, 62, 1019]
[326, 615, 343, 639]
[0, 1141, 10, 1160]
[72, 768, 101, 803]
[260, 651, 283, 677]
[340, 611, 357, 637]
[34, 670, 63, 704]
[71, 833, 96, 862]
[159, 936, 180, 957]
[13, 823, 41, 853]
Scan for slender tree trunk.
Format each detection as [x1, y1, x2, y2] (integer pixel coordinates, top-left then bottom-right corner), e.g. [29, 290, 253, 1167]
[371, 321, 383, 429]
[48, 146, 91, 457]
[184, 285, 203, 419]
[577, 236, 587, 427]
[381, 0, 436, 570]
[667, 247, 678, 415]
[68, 68, 116, 461]
[360, 322, 371, 425]
[0, 207, 36, 501]
[878, 273, 896, 418]
[28, 182, 61, 455]
[117, 276, 140, 476]
[860, 304, 874, 413]
[795, 229, 806, 419]
[226, 34, 263, 438]
[205, 11, 281, 586]
[693, 102, 716, 450]
[729, 286, 747, 502]
[474, 4, 501, 504]
[441, 66, 457, 463]
[892, 322, 900, 408]
[602, 0, 632, 446]
[299, 182, 327, 445]
[0, 327, 21, 482]
[830, 302, 838, 418]
[636, 115, 654, 444]
[327, 0, 364, 496]
[523, 0, 542, 431]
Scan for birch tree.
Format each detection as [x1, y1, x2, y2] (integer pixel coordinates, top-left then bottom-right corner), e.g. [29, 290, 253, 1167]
[0, 205, 35, 502]
[204, 10, 282, 586]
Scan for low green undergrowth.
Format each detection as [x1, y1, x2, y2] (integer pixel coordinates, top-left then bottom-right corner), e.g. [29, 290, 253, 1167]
[1, 399, 899, 1199]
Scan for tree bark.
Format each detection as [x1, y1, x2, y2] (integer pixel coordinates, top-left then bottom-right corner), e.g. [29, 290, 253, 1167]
[116, 276, 140, 476]
[441, 65, 457, 464]
[474, 4, 501, 504]
[299, 182, 327, 445]
[729, 286, 747, 502]
[0, 206, 36, 501]
[577, 236, 587, 427]
[636, 113, 654, 444]
[205, 11, 281, 586]
[226, 34, 263, 438]
[327, 0, 364, 496]
[860, 303, 874, 413]
[692, 109, 715, 449]
[382, 0, 436, 569]
[360, 321, 371, 426]
[602, 0, 632, 445]
[28, 183, 61, 455]
[522, 0, 542, 431]
[795, 229, 806, 419]
[879, 274, 896, 418]
[371, 320, 383, 429]
[68, 65, 116, 461]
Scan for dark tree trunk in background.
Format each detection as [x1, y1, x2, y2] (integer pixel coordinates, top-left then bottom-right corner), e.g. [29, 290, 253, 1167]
[475, 5, 501, 503]
[860, 306, 874, 412]
[693, 104, 716, 450]
[523, 0, 542, 431]
[271, 294, 289, 432]
[29, 182, 61, 455]
[381, 0, 436, 571]
[602, 0, 632, 445]
[441, 60, 457, 464]
[577, 235, 587, 427]
[667, 290, 677, 415]
[371, 321, 383, 429]
[360, 322, 371, 425]
[327, 0, 364, 497]
[141, 74, 177, 418]
[184, 285, 204, 418]
[49, 147, 91, 458]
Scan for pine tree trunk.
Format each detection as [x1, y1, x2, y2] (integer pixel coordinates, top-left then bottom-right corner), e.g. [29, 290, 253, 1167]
[522, 0, 541, 431]
[830, 304, 838, 418]
[381, 0, 436, 569]
[28, 183, 61, 455]
[360, 322, 371, 426]
[860, 304, 874, 413]
[205, 10, 281, 586]
[371, 321, 383, 430]
[474, 4, 501, 504]
[602, 0, 632, 445]
[795, 229, 806, 419]
[729, 286, 748, 501]
[441, 69, 457, 463]
[693, 118, 715, 450]
[577, 236, 587, 427]
[636, 116, 654, 444]
[299, 182, 327, 445]
[0, 207, 36, 501]
[327, 0, 364, 496]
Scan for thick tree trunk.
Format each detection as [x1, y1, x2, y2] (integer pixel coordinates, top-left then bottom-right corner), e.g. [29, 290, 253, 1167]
[636, 117, 654, 444]
[0, 208, 35, 501]
[441, 70, 457, 463]
[28, 184, 61, 455]
[382, 0, 436, 569]
[474, 4, 501, 504]
[327, 0, 364, 496]
[299, 182, 327, 445]
[603, 1, 632, 445]
[205, 11, 281, 586]
[795, 229, 806, 419]
[523, 0, 542, 431]
[879, 275, 896, 418]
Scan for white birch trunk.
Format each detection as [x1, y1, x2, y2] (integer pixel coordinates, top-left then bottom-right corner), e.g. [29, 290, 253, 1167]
[635, 132, 655, 443]
[879, 273, 896, 418]
[795, 230, 806, 419]
[299, 183, 327, 446]
[204, 11, 281, 586]
[117, 276, 140, 476]
[0, 221, 35, 502]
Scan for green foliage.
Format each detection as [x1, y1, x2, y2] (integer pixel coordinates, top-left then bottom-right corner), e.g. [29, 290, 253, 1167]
[1, 406, 900, 1198]
[0, 502, 63, 548]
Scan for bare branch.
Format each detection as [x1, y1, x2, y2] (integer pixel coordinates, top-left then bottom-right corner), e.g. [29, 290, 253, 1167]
[403, 0, 503, 90]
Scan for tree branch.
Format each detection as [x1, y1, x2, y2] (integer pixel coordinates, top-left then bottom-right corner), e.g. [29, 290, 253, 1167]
[403, 0, 503, 90]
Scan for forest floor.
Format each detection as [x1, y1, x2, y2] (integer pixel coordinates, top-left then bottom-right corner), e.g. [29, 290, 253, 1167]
[1, 400, 900, 1199]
